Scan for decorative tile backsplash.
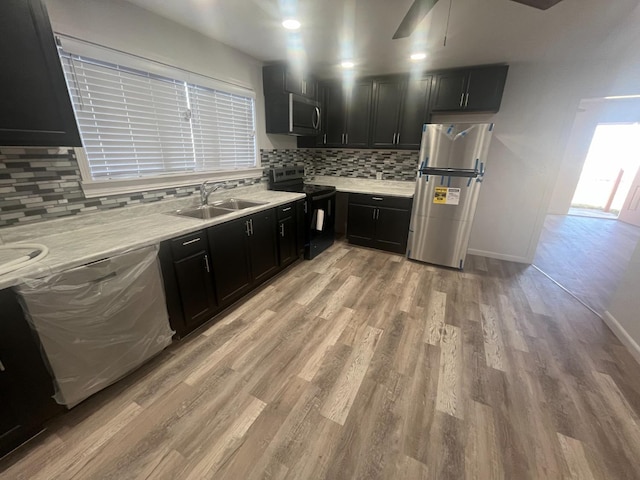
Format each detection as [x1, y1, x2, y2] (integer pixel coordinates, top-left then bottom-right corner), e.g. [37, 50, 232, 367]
[260, 148, 418, 182]
[0, 146, 417, 228]
[0, 148, 260, 228]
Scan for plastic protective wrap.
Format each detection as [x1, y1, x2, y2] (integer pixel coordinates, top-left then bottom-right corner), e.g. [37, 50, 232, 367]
[17, 245, 174, 408]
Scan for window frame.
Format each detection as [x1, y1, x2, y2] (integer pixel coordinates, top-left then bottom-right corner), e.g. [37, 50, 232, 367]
[58, 35, 261, 198]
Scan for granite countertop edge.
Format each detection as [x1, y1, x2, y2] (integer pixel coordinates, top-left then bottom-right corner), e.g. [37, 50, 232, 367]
[310, 176, 415, 197]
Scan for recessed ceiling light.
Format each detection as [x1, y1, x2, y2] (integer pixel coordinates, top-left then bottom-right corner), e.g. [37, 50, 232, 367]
[410, 52, 427, 61]
[282, 19, 301, 30]
[340, 61, 355, 69]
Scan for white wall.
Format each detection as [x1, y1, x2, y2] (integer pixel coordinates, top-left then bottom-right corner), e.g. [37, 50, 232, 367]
[44, 0, 296, 152]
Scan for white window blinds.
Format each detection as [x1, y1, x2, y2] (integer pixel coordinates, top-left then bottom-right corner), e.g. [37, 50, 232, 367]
[59, 51, 257, 181]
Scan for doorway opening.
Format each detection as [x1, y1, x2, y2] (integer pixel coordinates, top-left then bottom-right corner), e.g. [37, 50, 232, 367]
[569, 123, 640, 219]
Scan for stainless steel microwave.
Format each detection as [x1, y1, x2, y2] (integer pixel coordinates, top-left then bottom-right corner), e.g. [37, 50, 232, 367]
[289, 94, 321, 136]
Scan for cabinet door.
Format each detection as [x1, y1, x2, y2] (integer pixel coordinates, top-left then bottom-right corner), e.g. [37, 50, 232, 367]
[173, 251, 217, 328]
[285, 70, 305, 96]
[345, 80, 373, 147]
[347, 204, 377, 241]
[249, 210, 279, 284]
[465, 66, 509, 112]
[296, 199, 306, 257]
[375, 207, 412, 253]
[370, 79, 404, 148]
[323, 83, 346, 147]
[208, 218, 252, 305]
[0, 0, 81, 147]
[431, 71, 468, 112]
[278, 216, 297, 267]
[397, 76, 432, 149]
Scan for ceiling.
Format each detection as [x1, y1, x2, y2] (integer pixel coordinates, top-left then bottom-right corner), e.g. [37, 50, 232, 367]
[123, 0, 639, 77]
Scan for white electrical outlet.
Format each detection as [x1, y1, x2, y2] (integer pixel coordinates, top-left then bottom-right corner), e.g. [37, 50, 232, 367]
[376, 172, 383, 180]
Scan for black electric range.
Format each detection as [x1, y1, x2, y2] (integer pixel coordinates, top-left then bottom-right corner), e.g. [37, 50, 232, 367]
[268, 166, 336, 260]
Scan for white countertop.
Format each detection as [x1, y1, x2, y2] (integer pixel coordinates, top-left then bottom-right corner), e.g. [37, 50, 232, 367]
[0, 185, 304, 290]
[310, 176, 415, 197]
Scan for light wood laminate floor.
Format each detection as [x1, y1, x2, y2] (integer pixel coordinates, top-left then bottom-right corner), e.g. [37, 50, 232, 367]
[2, 241, 640, 479]
[534, 214, 640, 315]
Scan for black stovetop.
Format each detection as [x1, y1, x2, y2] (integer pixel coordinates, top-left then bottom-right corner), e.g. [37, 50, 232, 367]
[268, 166, 335, 197]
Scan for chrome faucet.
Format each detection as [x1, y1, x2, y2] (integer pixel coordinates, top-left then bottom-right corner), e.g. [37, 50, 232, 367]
[200, 180, 221, 206]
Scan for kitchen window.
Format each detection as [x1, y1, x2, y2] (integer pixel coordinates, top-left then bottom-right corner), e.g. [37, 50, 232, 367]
[57, 37, 259, 197]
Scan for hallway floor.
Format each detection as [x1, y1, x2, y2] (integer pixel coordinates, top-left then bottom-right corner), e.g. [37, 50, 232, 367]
[534, 214, 640, 315]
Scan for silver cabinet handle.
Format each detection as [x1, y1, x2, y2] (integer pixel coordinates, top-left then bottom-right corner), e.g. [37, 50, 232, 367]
[372, 208, 376, 219]
[345, 133, 348, 144]
[459, 92, 465, 107]
[280, 223, 285, 237]
[341, 133, 345, 144]
[396, 133, 400, 144]
[392, 133, 396, 144]
[464, 92, 469, 108]
[323, 133, 327, 144]
[204, 254, 210, 273]
[0, 359, 5, 372]
[245, 220, 251, 236]
[249, 218, 254, 235]
[182, 237, 200, 246]
[282, 206, 292, 212]
[372, 197, 383, 201]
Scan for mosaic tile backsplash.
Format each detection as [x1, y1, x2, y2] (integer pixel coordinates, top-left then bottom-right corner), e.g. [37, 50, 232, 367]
[0, 147, 261, 227]
[0, 147, 417, 228]
[260, 148, 418, 181]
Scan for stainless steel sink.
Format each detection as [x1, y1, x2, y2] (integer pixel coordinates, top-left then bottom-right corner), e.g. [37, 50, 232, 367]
[173, 206, 234, 220]
[171, 198, 267, 219]
[209, 198, 266, 210]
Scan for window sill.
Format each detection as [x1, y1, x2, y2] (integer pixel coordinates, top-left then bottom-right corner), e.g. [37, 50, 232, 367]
[80, 168, 264, 198]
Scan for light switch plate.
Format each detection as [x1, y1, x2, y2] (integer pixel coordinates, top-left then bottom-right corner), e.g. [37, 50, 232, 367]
[376, 172, 383, 180]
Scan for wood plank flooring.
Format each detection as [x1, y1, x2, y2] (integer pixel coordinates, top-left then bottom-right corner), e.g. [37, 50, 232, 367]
[2, 241, 640, 479]
[534, 214, 640, 314]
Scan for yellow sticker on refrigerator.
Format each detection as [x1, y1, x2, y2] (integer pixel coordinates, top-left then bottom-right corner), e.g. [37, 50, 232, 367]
[433, 187, 461, 205]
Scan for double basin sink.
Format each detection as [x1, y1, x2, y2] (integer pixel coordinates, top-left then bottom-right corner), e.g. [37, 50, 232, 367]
[172, 198, 267, 220]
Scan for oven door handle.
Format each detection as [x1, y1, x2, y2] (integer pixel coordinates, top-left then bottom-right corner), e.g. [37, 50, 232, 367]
[310, 191, 336, 202]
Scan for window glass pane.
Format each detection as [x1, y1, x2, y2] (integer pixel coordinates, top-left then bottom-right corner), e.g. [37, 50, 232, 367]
[59, 51, 257, 181]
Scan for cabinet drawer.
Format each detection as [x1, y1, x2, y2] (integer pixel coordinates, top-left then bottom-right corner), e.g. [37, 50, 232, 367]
[276, 202, 296, 220]
[348, 193, 413, 210]
[170, 230, 208, 260]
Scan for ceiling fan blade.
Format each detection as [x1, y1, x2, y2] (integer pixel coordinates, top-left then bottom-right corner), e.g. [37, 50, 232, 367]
[510, 0, 565, 9]
[393, 0, 440, 40]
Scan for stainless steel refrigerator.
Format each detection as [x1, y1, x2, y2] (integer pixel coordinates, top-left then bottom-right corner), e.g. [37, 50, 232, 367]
[407, 123, 494, 269]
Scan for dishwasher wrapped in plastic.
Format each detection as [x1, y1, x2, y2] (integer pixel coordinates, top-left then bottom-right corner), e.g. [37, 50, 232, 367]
[17, 245, 174, 408]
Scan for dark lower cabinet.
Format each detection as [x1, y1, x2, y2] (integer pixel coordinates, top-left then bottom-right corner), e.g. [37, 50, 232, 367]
[208, 217, 253, 306]
[276, 202, 298, 268]
[208, 209, 278, 308]
[160, 231, 219, 337]
[247, 210, 279, 284]
[347, 194, 413, 254]
[160, 207, 297, 338]
[0, 288, 61, 459]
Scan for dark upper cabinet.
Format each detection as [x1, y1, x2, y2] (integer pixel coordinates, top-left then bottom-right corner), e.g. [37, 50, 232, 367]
[431, 65, 509, 113]
[0, 288, 60, 458]
[397, 75, 432, 149]
[318, 80, 372, 148]
[371, 78, 404, 148]
[264, 63, 317, 99]
[345, 80, 373, 147]
[0, 0, 81, 147]
[371, 75, 432, 150]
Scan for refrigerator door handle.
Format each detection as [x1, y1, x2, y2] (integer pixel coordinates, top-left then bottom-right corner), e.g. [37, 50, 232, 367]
[419, 167, 478, 178]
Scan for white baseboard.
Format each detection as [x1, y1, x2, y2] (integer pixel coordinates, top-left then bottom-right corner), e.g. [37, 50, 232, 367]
[603, 311, 640, 365]
[467, 249, 530, 264]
